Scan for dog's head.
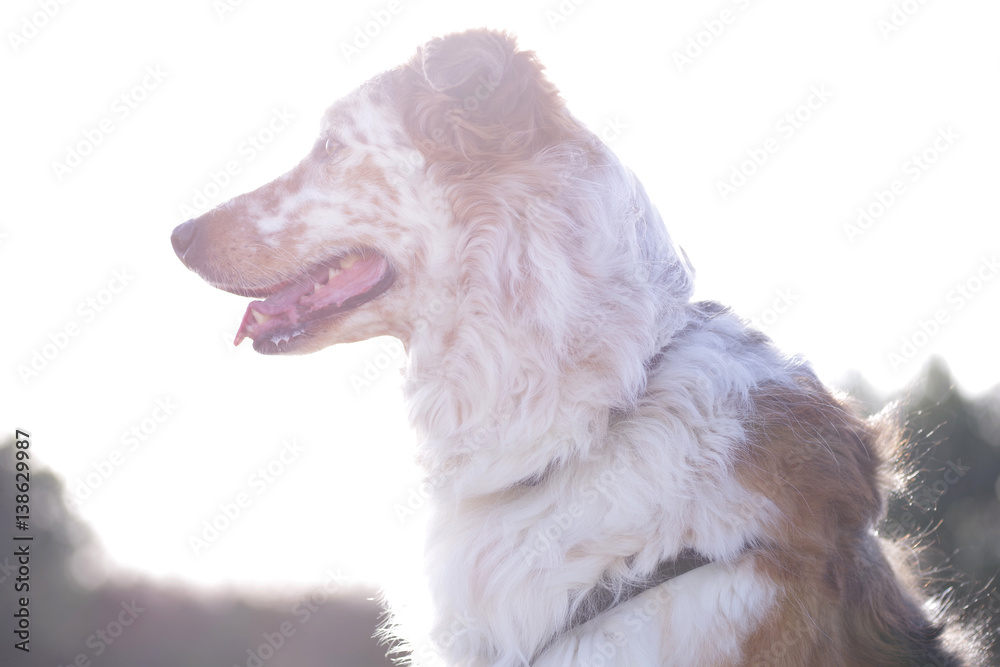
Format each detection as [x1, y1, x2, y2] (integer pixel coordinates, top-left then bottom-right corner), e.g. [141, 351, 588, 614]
[172, 29, 693, 402]
[173, 30, 533, 354]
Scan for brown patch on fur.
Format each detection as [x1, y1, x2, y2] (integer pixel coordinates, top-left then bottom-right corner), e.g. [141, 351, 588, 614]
[177, 149, 406, 293]
[738, 375, 965, 665]
[174, 168, 312, 289]
[335, 153, 399, 205]
[396, 29, 581, 167]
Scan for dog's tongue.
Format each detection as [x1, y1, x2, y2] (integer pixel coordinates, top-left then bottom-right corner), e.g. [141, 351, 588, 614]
[234, 254, 387, 345]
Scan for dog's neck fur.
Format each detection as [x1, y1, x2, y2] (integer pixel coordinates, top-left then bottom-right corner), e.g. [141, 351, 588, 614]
[397, 295, 785, 664]
[402, 143, 695, 495]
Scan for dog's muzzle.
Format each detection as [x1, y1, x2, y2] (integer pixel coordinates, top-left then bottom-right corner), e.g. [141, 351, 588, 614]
[170, 219, 198, 266]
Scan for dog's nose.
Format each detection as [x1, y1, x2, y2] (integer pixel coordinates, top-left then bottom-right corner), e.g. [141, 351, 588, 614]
[171, 219, 198, 262]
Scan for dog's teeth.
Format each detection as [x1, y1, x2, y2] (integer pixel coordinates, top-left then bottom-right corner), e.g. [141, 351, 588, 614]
[340, 254, 359, 269]
[252, 310, 271, 325]
[328, 267, 342, 281]
[313, 282, 324, 292]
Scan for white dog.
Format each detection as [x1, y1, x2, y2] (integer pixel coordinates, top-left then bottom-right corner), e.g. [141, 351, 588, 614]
[172, 29, 978, 666]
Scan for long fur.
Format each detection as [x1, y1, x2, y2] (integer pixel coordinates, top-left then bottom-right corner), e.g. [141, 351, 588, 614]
[172, 29, 982, 666]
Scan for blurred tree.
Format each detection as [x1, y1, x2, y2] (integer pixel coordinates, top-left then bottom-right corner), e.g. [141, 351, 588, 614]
[897, 359, 1000, 583]
[841, 358, 1000, 656]
[0, 443, 393, 667]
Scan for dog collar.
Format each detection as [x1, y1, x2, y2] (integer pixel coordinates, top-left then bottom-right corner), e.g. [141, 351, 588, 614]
[569, 549, 714, 629]
[534, 549, 714, 662]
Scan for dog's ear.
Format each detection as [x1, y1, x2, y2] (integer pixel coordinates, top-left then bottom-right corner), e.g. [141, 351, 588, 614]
[408, 29, 570, 159]
[420, 29, 514, 99]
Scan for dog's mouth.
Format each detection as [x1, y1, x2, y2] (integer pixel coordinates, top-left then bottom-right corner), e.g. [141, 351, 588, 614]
[232, 251, 394, 353]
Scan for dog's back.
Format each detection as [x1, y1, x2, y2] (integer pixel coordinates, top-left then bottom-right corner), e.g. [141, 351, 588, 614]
[736, 349, 973, 665]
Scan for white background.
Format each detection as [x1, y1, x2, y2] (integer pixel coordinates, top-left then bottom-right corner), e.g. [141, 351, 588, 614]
[3, 0, 998, 592]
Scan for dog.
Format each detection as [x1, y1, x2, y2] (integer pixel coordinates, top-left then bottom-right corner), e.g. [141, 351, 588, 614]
[171, 28, 981, 666]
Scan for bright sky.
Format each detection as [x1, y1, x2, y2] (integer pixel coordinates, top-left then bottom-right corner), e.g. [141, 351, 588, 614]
[3, 0, 999, 593]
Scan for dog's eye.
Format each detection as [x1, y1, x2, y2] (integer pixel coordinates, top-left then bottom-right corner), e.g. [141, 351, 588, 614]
[325, 138, 344, 158]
